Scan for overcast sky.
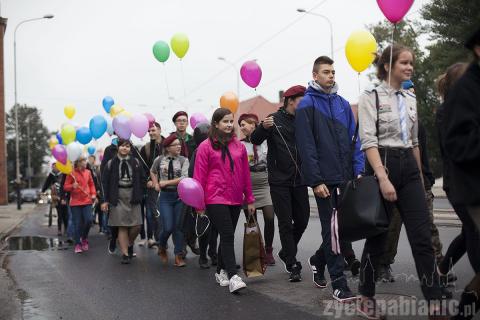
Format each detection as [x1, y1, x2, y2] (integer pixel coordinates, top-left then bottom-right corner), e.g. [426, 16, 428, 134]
[2, 0, 426, 148]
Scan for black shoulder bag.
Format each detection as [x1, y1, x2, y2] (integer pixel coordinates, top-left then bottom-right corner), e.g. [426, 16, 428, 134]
[336, 90, 389, 242]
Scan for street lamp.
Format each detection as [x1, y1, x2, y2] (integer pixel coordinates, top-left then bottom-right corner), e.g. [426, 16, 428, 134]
[218, 57, 240, 99]
[297, 8, 334, 60]
[13, 14, 54, 210]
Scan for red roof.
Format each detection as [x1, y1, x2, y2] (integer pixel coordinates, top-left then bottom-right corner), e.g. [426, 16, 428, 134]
[235, 95, 280, 136]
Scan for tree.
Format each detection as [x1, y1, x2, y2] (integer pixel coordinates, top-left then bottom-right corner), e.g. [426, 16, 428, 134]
[6, 105, 50, 189]
[368, 20, 443, 177]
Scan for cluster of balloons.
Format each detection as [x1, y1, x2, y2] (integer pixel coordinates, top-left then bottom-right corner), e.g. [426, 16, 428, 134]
[153, 33, 190, 63]
[50, 96, 157, 174]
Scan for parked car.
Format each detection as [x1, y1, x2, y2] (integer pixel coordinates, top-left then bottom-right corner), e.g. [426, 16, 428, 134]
[21, 189, 40, 203]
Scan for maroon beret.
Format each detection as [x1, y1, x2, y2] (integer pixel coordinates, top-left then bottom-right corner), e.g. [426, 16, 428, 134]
[162, 134, 179, 148]
[172, 111, 188, 123]
[237, 113, 259, 126]
[284, 85, 306, 98]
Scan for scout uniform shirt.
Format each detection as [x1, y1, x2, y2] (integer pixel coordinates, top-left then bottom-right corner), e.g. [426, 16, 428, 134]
[358, 81, 418, 151]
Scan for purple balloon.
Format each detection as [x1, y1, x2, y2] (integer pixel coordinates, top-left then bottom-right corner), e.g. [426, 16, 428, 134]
[129, 113, 149, 138]
[112, 115, 131, 140]
[190, 113, 208, 129]
[240, 60, 262, 89]
[52, 144, 67, 165]
[178, 178, 205, 210]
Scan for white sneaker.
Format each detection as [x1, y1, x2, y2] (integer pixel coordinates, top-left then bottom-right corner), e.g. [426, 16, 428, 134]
[138, 240, 146, 247]
[229, 275, 247, 293]
[147, 239, 156, 248]
[215, 270, 229, 287]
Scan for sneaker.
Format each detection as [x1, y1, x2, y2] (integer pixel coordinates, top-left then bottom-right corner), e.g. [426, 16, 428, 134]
[333, 286, 357, 303]
[158, 247, 168, 264]
[138, 239, 146, 247]
[229, 275, 247, 293]
[174, 255, 186, 267]
[147, 239, 156, 248]
[357, 297, 386, 319]
[108, 239, 116, 254]
[346, 258, 361, 277]
[74, 244, 83, 254]
[289, 263, 302, 282]
[199, 256, 210, 269]
[277, 250, 292, 273]
[215, 270, 229, 287]
[308, 257, 327, 288]
[376, 264, 394, 283]
[128, 245, 136, 258]
[81, 239, 89, 251]
[121, 254, 131, 265]
[265, 247, 276, 266]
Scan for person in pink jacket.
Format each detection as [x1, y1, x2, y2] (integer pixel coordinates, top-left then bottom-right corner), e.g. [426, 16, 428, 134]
[194, 107, 255, 294]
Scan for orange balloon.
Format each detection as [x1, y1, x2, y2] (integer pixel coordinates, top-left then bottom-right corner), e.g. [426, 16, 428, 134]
[220, 92, 239, 114]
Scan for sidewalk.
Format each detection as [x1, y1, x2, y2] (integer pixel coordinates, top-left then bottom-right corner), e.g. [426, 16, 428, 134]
[0, 203, 37, 241]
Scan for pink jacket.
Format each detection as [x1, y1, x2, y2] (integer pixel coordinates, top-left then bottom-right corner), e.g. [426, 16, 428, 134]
[193, 137, 255, 210]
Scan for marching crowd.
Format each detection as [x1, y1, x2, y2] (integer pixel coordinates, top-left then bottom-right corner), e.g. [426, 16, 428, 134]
[41, 27, 480, 320]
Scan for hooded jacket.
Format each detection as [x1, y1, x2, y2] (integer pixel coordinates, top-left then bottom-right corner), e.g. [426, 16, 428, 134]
[295, 81, 364, 187]
[63, 168, 97, 206]
[193, 137, 254, 210]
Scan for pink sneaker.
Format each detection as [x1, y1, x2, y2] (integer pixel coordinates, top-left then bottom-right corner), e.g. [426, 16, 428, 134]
[74, 244, 83, 254]
[81, 239, 89, 251]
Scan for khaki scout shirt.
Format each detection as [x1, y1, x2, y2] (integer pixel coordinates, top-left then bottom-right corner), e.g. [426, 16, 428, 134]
[358, 81, 418, 151]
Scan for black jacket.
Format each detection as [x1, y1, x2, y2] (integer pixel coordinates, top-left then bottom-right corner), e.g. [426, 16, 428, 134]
[100, 144, 118, 175]
[140, 139, 164, 175]
[442, 62, 480, 205]
[101, 156, 146, 206]
[251, 107, 304, 187]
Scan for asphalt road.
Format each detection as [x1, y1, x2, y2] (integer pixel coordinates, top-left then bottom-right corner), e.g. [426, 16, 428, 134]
[1, 204, 474, 320]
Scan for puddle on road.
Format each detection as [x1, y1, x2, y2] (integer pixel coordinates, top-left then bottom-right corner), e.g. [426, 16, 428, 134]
[6, 236, 71, 251]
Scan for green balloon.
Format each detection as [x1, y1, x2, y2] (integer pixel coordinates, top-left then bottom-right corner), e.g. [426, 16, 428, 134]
[152, 41, 170, 63]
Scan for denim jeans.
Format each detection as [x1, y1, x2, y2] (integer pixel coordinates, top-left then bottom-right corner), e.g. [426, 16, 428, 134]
[71, 205, 93, 245]
[158, 191, 184, 255]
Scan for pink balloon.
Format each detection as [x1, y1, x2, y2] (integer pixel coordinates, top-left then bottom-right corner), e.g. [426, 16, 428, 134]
[129, 113, 149, 138]
[376, 0, 414, 24]
[112, 115, 131, 140]
[52, 144, 67, 165]
[190, 113, 208, 129]
[240, 60, 262, 89]
[144, 113, 156, 128]
[178, 178, 205, 210]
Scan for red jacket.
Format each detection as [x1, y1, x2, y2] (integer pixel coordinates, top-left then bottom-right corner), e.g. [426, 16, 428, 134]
[64, 168, 96, 206]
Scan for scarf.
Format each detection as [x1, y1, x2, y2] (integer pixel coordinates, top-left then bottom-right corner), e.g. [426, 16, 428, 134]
[211, 135, 234, 172]
[177, 133, 190, 158]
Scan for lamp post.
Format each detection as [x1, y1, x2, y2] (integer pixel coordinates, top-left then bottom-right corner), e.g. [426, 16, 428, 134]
[218, 57, 239, 99]
[297, 9, 334, 60]
[13, 14, 54, 210]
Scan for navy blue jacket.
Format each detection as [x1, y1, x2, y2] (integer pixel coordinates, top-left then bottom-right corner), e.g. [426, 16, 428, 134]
[295, 83, 364, 187]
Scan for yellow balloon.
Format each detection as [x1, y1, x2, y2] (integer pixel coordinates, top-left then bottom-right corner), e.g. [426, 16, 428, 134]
[119, 110, 132, 118]
[170, 33, 189, 59]
[61, 124, 76, 145]
[64, 105, 76, 119]
[49, 137, 59, 150]
[110, 105, 125, 117]
[345, 30, 378, 73]
[55, 160, 73, 175]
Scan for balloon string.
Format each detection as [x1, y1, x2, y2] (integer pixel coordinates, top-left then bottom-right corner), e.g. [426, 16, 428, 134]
[180, 60, 186, 98]
[163, 63, 171, 99]
[387, 24, 396, 88]
[357, 72, 361, 95]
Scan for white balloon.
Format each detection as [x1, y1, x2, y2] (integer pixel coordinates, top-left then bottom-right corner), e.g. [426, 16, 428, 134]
[67, 141, 83, 162]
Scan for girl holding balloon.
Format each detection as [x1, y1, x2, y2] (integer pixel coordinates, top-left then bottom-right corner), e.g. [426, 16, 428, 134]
[357, 44, 449, 318]
[63, 155, 97, 254]
[193, 108, 255, 293]
[150, 134, 190, 267]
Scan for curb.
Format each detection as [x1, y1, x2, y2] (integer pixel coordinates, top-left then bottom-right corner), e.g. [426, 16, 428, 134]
[0, 205, 38, 243]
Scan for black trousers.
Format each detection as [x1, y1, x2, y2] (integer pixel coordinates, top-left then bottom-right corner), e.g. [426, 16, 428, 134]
[359, 148, 442, 300]
[270, 185, 310, 267]
[56, 204, 69, 233]
[206, 204, 240, 279]
[199, 222, 218, 259]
